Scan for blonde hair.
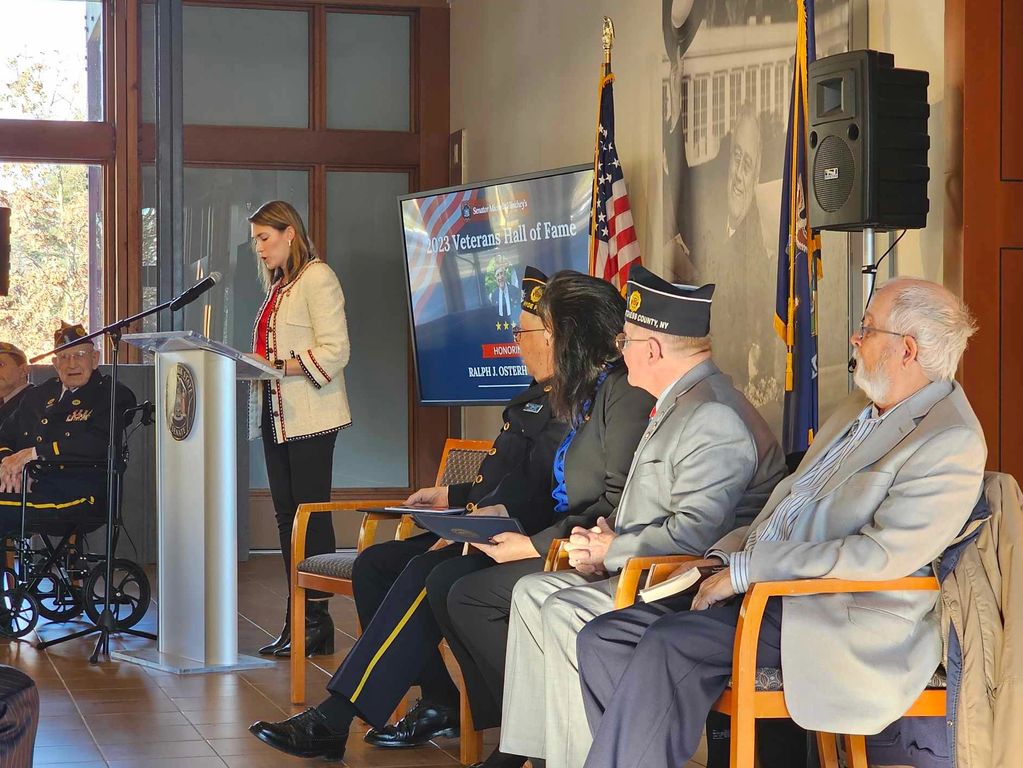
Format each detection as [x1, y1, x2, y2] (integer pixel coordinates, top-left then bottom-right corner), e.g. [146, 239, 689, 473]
[248, 200, 317, 290]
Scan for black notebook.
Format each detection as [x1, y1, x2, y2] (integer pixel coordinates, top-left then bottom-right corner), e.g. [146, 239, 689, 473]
[412, 513, 525, 544]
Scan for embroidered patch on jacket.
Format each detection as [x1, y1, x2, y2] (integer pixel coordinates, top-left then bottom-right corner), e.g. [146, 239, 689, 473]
[65, 409, 92, 422]
[522, 403, 544, 413]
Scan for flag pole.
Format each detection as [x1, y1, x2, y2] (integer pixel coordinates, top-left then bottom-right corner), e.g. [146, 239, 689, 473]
[589, 17, 614, 276]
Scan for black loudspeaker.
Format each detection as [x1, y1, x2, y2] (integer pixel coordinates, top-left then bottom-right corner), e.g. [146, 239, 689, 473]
[807, 50, 930, 231]
[0, 207, 9, 296]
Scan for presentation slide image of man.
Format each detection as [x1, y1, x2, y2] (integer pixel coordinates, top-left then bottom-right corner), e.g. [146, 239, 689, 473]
[487, 257, 520, 321]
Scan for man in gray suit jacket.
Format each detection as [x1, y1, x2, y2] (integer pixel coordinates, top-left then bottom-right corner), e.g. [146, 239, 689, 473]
[577, 278, 987, 768]
[499, 267, 786, 768]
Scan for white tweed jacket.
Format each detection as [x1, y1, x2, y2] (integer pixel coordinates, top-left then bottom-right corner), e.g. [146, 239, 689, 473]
[248, 258, 351, 443]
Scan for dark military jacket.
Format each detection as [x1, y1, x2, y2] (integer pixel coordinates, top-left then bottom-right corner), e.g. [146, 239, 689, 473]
[0, 383, 33, 429]
[448, 380, 569, 536]
[0, 371, 136, 497]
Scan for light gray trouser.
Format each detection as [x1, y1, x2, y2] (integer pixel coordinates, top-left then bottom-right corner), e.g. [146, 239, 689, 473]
[500, 569, 617, 768]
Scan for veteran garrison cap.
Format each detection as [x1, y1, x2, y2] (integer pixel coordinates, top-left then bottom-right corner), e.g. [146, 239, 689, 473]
[624, 265, 715, 337]
[54, 321, 90, 349]
[0, 342, 26, 365]
[520, 266, 549, 317]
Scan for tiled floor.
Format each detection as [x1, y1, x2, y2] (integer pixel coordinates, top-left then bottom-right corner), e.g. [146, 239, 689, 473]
[3, 554, 706, 767]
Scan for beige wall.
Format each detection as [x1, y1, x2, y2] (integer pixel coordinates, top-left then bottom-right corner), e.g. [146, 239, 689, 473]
[450, 0, 945, 440]
[868, 0, 945, 281]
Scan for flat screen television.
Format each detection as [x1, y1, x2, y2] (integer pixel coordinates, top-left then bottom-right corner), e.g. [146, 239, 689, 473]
[399, 164, 593, 405]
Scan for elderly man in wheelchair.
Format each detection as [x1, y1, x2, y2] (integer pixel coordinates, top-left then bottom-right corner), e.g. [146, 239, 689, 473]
[0, 322, 140, 639]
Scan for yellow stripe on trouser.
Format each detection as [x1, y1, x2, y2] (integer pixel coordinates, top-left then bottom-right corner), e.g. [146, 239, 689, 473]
[350, 588, 428, 703]
[0, 496, 94, 509]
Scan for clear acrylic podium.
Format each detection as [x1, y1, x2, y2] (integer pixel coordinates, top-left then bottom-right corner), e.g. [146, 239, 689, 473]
[113, 331, 280, 674]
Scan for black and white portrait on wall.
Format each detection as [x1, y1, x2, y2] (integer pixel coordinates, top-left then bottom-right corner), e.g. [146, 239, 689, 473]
[661, 0, 853, 430]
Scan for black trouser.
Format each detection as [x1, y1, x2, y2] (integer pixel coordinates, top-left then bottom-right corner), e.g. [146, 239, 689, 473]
[327, 543, 481, 727]
[261, 396, 337, 601]
[578, 596, 805, 768]
[352, 534, 460, 705]
[441, 557, 546, 729]
[0, 488, 103, 535]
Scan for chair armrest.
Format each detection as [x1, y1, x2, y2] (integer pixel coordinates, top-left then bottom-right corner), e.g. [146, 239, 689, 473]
[613, 554, 704, 609]
[544, 538, 571, 572]
[731, 576, 940, 694]
[26, 459, 106, 471]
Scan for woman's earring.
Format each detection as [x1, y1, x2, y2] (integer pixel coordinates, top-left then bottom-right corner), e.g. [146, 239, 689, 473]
[288, 240, 293, 247]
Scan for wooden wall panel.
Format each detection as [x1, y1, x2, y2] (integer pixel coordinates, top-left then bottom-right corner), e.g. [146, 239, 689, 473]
[1002, 0, 1023, 180]
[947, 0, 1023, 482]
[1001, 249, 1023, 477]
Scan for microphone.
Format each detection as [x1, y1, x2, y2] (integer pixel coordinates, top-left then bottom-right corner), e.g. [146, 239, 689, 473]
[170, 271, 222, 311]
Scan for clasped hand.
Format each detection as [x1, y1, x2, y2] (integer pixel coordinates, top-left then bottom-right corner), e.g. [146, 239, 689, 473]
[0, 448, 37, 494]
[564, 517, 615, 575]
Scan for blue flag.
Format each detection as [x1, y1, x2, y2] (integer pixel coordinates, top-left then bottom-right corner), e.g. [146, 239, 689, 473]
[774, 0, 822, 456]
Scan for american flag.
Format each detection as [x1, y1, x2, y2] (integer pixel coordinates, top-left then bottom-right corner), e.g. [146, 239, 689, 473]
[590, 66, 641, 291]
[404, 189, 477, 318]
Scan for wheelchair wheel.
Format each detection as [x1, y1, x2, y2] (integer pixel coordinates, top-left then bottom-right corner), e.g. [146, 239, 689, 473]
[0, 568, 16, 592]
[33, 568, 84, 622]
[0, 587, 40, 638]
[83, 559, 150, 629]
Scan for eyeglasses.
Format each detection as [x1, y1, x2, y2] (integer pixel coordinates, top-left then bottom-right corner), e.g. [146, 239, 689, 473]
[614, 333, 655, 353]
[54, 349, 93, 364]
[856, 321, 912, 341]
[511, 326, 544, 342]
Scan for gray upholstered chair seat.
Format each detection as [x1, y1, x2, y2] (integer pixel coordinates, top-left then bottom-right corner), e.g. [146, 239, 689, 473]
[297, 550, 358, 581]
[728, 665, 947, 692]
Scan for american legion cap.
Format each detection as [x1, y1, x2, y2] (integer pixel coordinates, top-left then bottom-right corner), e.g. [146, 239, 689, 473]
[54, 321, 90, 349]
[0, 342, 26, 365]
[520, 266, 549, 317]
[624, 265, 715, 337]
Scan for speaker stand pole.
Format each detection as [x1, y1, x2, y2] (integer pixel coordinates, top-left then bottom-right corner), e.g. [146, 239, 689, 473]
[862, 226, 876, 312]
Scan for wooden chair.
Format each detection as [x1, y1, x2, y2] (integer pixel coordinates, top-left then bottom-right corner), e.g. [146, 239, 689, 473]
[542, 544, 947, 767]
[632, 558, 946, 768]
[290, 438, 493, 705]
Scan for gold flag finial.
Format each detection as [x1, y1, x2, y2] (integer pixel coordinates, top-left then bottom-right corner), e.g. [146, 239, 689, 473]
[602, 16, 615, 64]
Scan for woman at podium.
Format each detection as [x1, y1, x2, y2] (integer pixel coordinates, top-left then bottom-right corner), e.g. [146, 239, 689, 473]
[248, 200, 352, 658]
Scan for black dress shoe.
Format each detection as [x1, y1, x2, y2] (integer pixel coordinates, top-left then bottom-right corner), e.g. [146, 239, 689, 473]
[363, 698, 459, 748]
[249, 707, 347, 759]
[274, 601, 334, 657]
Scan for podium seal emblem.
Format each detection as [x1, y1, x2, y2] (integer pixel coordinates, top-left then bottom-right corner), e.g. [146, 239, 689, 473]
[167, 363, 196, 441]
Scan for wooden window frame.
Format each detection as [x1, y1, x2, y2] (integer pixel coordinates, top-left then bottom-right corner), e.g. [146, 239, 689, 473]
[1, 0, 450, 495]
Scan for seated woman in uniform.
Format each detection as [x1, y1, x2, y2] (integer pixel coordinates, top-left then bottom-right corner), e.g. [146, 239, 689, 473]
[248, 271, 654, 762]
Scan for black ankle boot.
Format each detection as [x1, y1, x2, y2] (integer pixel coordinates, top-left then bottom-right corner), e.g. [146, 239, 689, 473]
[274, 599, 334, 657]
[259, 598, 291, 656]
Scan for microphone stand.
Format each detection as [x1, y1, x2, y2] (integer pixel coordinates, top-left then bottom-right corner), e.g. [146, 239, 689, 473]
[30, 292, 205, 663]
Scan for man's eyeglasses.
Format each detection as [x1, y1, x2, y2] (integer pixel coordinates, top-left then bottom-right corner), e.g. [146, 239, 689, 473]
[511, 326, 544, 342]
[614, 333, 655, 353]
[54, 349, 93, 364]
[856, 321, 912, 341]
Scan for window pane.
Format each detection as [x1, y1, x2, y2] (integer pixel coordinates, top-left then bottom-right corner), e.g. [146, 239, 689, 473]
[326, 171, 410, 488]
[326, 12, 410, 131]
[140, 166, 308, 489]
[141, 5, 309, 127]
[0, 1, 103, 121]
[0, 163, 103, 358]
